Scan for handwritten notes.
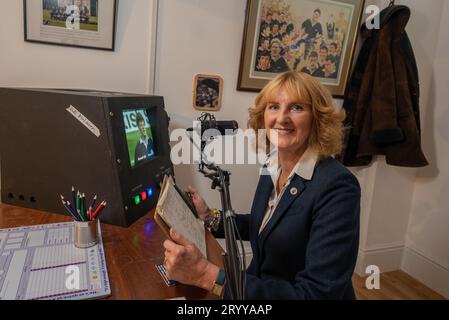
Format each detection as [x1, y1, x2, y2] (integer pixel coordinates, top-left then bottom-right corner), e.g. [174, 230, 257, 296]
[157, 176, 207, 258]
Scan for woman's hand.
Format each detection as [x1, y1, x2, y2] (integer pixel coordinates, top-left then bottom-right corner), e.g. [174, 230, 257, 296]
[163, 228, 219, 291]
[186, 186, 211, 222]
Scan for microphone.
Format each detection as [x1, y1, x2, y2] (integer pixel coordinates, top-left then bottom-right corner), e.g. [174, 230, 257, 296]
[187, 113, 239, 137]
[201, 120, 238, 135]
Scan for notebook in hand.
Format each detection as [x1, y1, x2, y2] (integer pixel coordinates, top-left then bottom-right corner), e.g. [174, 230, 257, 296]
[155, 175, 207, 258]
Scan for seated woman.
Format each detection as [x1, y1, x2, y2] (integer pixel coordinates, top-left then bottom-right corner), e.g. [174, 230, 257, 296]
[163, 71, 360, 300]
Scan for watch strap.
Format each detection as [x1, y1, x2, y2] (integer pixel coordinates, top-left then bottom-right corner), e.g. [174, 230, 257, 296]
[212, 268, 226, 297]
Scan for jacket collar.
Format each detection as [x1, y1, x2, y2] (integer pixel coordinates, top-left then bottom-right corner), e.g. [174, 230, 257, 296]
[361, 5, 411, 39]
[264, 147, 318, 187]
[139, 135, 148, 145]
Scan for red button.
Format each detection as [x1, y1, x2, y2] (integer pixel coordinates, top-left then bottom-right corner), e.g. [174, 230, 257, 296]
[141, 191, 147, 201]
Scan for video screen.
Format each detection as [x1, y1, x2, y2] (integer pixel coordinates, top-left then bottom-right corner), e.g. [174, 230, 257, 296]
[123, 109, 156, 168]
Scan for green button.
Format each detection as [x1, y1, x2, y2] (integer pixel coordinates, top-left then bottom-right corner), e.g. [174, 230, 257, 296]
[134, 195, 141, 205]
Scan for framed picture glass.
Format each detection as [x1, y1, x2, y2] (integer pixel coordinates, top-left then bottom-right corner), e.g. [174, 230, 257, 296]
[193, 74, 223, 112]
[237, 0, 365, 97]
[24, 0, 118, 51]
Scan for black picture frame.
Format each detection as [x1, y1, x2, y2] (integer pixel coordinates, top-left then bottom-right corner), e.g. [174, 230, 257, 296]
[24, 0, 118, 51]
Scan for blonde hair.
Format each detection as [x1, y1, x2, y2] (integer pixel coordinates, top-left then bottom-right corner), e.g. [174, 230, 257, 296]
[248, 71, 345, 158]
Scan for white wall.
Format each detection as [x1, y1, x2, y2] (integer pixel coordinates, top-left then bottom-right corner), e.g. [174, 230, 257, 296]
[155, 0, 261, 213]
[352, 0, 449, 299]
[155, 0, 346, 213]
[0, 0, 158, 94]
[352, 0, 443, 270]
[402, 0, 449, 298]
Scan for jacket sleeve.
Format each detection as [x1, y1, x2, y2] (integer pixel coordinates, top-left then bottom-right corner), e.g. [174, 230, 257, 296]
[240, 173, 360, 300]
[369, 22, 404, 144]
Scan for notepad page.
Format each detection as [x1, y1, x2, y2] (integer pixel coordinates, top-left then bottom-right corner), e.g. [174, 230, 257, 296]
[158, 180, 207, 258]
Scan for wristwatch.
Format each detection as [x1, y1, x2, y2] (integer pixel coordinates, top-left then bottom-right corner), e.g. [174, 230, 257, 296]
[212, 268, 226, 297]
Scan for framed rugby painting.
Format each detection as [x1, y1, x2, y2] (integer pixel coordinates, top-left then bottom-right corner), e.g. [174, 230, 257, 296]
[237, 0, 365, 97]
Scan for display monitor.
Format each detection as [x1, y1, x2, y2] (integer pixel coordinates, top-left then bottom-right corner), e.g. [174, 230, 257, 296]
[123, 109, 156, 168]
[0, 88, 173, 227]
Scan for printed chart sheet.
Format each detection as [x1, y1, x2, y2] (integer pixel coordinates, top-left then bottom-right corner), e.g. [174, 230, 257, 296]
[0, 222, 110, 300]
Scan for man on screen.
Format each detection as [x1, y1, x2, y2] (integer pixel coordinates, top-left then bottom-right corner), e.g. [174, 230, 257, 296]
[134, 113, 154, 165]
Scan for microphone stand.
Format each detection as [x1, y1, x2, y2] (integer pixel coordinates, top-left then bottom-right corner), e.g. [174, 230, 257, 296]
[186, 126, 246, 300]
[199, 162, 246, 300]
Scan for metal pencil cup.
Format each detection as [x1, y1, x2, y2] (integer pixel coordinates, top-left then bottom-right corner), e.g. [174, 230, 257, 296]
[74, 220, 98, 248]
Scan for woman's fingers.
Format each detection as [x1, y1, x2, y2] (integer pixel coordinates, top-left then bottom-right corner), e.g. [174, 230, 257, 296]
[163, 233, 207, 286]
[186, 187, 209, 217]
[163, 239, 172, 250]
[187, 186, 204, 203]
[164, 237, 187, 262]
[186, 185, 197, 194]
[163, 239, 181, 253]
[170, 228, 191, 247]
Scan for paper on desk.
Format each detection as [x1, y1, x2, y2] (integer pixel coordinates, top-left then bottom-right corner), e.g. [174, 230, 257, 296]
[157, 176, 207, 258]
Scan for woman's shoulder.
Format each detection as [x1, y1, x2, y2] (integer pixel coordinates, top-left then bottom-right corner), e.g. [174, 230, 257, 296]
[312, 157, 360, 189]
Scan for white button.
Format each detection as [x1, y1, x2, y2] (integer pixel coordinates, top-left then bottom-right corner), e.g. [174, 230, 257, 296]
[290, 187, 298, 195]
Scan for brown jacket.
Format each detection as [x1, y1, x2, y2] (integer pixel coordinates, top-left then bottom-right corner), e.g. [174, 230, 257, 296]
[340, 5, 428, 167]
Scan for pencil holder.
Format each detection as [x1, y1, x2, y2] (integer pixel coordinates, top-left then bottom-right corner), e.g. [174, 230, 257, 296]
[74, 219, 98, 248]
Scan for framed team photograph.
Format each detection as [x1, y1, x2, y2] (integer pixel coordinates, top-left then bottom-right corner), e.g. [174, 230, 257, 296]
[24, 0, 118, 51]
[237, 0, 365, 97]
[193, 74, 223, 112]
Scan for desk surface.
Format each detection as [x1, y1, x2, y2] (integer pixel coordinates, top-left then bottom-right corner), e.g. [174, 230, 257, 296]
[0, 204, 220, 300]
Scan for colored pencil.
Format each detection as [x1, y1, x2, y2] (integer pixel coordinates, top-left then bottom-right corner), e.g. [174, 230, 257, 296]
[89, 195, 97, 214]
[92, 201, 107, 220]
[72, 186, 76, 214]
[76, 191, 81, 216]
[66, 201, 82, 221]
[77, 209, 85, 222]
[61, 198, 80, 221]
[82, 193, 86, 218]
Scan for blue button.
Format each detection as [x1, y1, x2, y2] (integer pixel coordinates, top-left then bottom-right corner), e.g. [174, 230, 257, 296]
[147, 188, 154, 197]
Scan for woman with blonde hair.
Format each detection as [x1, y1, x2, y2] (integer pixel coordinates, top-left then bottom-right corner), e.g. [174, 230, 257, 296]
[163, 71, 360, 299]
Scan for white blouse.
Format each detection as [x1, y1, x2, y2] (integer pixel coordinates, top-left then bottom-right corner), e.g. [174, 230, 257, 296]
[259, 148, 318, 234]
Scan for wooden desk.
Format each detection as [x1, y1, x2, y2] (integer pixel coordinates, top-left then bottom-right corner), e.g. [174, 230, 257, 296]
[0, 204, 223, 300]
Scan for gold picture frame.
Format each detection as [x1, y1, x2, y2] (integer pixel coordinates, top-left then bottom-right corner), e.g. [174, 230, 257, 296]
[193, 74, 223, 112]
[237, 0, 365, 97]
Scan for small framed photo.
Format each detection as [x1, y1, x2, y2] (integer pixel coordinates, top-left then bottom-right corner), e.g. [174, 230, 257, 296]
[193, 74, 223, 111]
[237, 0, 365, 97]
[24, 0, 118, 51]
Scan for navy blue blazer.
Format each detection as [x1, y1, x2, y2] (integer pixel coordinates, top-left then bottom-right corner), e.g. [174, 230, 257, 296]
[216, 157, 360, 300]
